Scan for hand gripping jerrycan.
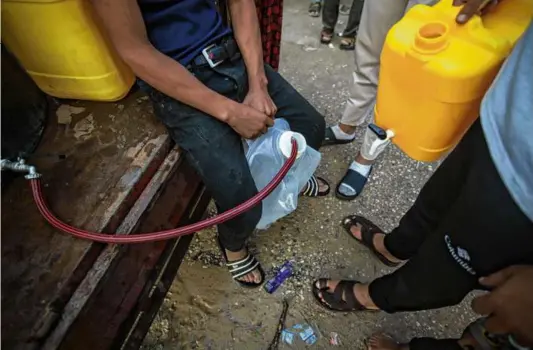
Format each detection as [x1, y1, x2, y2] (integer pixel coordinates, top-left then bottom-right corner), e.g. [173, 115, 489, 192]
[375, 0, 533, 162]
[245, 119, 321, 230]
[1, 0, 135, 101]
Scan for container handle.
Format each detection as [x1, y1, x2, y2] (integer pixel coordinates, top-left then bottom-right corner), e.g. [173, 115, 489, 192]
[412, 0, 500, 54]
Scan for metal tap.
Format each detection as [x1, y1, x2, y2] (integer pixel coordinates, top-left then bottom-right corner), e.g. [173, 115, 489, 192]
[1, 158, 41, 179]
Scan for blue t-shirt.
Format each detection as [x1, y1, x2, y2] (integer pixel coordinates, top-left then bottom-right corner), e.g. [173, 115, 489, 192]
[481, 22, 533, 221]
[138, 0, 232, 65]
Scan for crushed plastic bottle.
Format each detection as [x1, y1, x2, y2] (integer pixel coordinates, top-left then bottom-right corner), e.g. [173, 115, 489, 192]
[245, 118, 321, 229]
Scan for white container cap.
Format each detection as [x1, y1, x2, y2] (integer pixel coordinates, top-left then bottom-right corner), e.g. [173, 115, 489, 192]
[279, 131, 307, 159]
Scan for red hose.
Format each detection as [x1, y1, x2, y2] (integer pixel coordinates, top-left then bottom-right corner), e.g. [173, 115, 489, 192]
[29, 139, 298, 244]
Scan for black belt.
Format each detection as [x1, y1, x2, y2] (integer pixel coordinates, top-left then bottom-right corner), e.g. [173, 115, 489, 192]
[188, 38, 239, 69]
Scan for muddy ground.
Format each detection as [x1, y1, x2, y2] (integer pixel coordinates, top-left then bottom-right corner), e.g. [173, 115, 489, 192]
[141, 0, 477, 348]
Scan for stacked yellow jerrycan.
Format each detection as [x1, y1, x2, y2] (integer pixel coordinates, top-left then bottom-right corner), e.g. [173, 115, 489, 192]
[374, 0, 533, 162]
[2, 0, 135, 101]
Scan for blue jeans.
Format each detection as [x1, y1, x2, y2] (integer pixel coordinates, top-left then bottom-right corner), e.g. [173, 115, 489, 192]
[145, 55, 325, 251]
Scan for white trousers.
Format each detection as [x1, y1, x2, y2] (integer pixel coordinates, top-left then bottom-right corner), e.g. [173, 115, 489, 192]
[340, 0, 438, 126]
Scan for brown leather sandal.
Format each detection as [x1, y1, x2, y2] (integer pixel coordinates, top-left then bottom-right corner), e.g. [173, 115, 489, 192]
[342, 215, 401, 267]
[312, 279, 378, 312]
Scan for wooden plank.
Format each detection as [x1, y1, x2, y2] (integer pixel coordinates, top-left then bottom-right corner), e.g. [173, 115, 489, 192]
[1, 93, 169, 350]
[42, 147, 183, 350]
[57, 156, 209, 350]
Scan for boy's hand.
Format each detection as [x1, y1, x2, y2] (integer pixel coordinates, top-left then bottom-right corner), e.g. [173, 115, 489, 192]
[225, 102, 274, 139]
[243, 84, 278, 118]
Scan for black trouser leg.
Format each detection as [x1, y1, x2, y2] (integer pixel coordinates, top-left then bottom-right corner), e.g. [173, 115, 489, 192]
[148, 84, 261, 252]
[322, 0, 340, 30]
[342, 0, 364, 37]
[369, 121, 533, 312]
[383, 121, 479, 261]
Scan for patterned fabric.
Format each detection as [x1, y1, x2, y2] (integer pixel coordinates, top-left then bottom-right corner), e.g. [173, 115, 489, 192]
[255, 0, 283, 70]
[217, 0, 283, 71]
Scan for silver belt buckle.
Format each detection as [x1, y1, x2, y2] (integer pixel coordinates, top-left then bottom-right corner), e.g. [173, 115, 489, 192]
[202, 44, 223, 68]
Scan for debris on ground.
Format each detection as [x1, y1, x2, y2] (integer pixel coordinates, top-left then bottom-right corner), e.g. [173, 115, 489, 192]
[339, 4, 350, 15]
[268, 299, 290, 350]
[281, 329, 295, 345]
[283, 323, 318, 345]
[330, 332, 341, 346]
[264, 261, 293, 294]
[56, 104, 86, 125]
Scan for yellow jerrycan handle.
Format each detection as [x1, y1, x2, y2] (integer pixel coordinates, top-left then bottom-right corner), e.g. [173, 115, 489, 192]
[411, 0, 502, 54]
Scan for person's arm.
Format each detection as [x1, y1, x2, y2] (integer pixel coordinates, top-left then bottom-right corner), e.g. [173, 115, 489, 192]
[453, 0, 499, 24]
[472, 265, 533, 346]
[228, 0, 267, 89]
[92, 0, 272, 138]
[228, 0, 277, 117]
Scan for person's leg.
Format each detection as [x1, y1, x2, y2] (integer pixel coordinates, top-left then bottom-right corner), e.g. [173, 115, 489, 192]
[339, 0, 435, 125]
[263, 64, 326, 151]
[341, 0, 364, 38]
[367, 122, 533, 312]
[334, 0, 435, 134]
[345, 112, 477, 264]
[309, 0, 322, 17]
[329, 0, 408, 198]
[333, 119, 481, 290]
[336, 0, 408, 132]
[321, 0, 340, 43]
[316, 121, 533, 311]
[371, 119, 479, 261]
[147, 66, 262, 284]
[338, 0, 364, 50]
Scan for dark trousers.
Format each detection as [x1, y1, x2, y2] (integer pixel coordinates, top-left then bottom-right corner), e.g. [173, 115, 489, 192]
[323, 0, 364, 37]
[369, 120, 533, 312]
[146, 52, 325, 252]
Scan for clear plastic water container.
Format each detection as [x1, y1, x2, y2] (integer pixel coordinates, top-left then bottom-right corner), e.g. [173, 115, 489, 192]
[245, 118, 321, 230]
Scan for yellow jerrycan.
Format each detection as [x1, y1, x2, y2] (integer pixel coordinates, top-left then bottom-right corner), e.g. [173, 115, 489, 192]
[1, 0, 135, 101]
[374, 0, 533, 162]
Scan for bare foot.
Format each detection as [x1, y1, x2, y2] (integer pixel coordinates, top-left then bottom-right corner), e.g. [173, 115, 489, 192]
[367, 334, 408, 350]
[315, 177, 329, 193]
[226, 249, 262, 284]
[315, 279, 379, 310]
[301, 177, 329, 195]
[339, 123, 357, 135]
[349, 223, 402, 264]
[355, 152, 374, 165]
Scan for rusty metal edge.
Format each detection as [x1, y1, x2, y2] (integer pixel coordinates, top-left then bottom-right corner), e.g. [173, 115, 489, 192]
[116, 185, 210, 350]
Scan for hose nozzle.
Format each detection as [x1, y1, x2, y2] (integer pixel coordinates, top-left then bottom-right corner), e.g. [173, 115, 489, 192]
[1, 158, 41, 179]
